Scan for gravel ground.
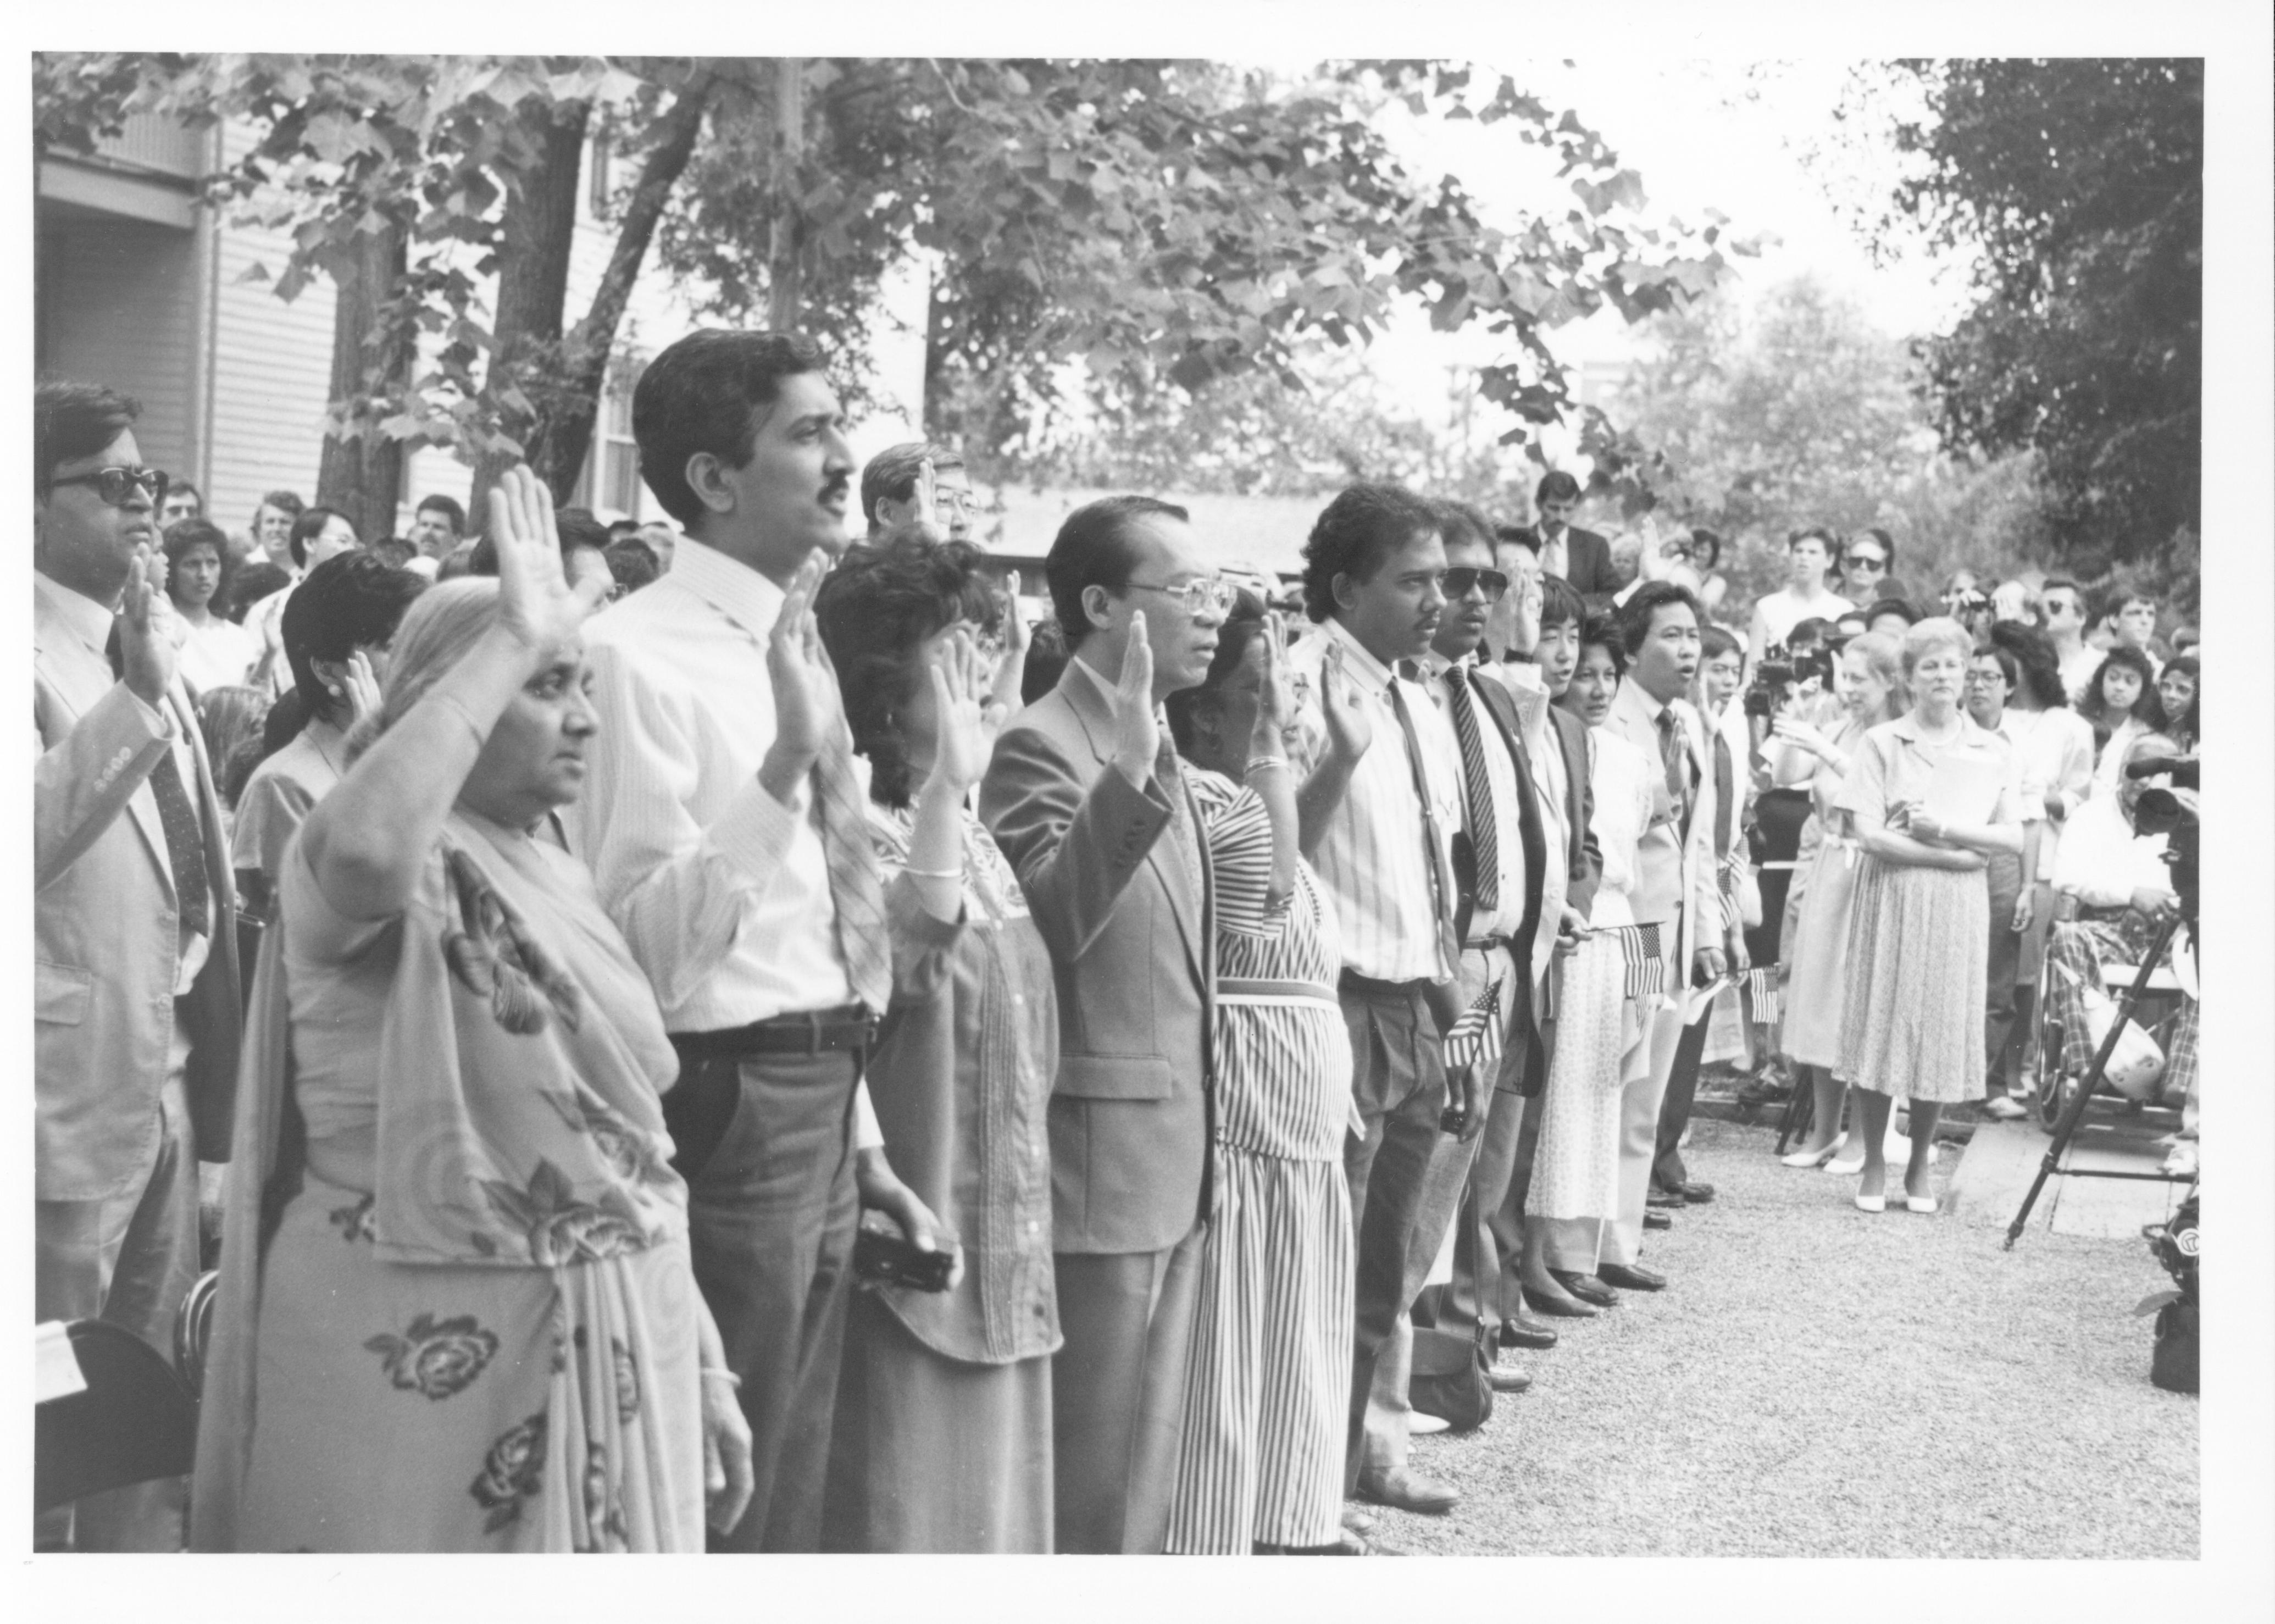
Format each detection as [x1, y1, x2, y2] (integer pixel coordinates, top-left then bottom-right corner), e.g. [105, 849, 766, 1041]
[1374, 1117, 2199, 1559]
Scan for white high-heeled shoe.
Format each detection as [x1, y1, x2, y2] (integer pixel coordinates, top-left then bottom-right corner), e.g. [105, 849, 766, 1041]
[1825, 1146, 1867, 1176]
[1780, 1133, 1847, 1169]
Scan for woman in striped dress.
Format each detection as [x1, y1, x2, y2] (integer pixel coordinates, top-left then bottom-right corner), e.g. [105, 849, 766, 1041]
[1162, 601, 1366, 1555]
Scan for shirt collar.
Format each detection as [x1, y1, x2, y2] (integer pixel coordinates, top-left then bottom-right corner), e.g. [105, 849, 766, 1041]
[665, 535, 787, 641]
[35, 569, 118, 657]
[1886, 710, 1988, 746]
[1323, 616, 1398, 694]
[1068, 652, 1118, 712]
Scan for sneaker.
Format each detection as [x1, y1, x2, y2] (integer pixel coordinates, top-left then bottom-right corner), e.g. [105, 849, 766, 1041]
[1408, 1411, 1452, 1437]
[1982, 1094, 2028, 1121]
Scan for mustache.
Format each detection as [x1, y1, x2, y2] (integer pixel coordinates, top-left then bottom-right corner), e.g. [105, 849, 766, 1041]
[821, 473, 851, 502]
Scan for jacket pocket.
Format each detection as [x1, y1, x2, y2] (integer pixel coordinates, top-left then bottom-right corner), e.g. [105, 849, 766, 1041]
[35, 961, 91, 1026]
[1054, 1053, 1173, 1102]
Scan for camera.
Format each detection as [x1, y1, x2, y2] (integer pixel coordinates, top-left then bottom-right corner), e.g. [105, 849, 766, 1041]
[2127, 752, 2199, 917]
[1742, 642, 1833, 720]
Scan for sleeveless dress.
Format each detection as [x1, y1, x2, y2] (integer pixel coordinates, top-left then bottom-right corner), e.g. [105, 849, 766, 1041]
[1529, 728, 1655, 1267]
[1836, 717, 2025, 1103]
[1163, 772, 1353, 1554]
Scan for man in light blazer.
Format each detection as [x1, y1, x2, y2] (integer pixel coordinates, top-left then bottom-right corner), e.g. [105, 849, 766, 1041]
[1592, 580, 1723, 1294]
[35, 381, 241, 1549]
[979, 494, 1229, 1554]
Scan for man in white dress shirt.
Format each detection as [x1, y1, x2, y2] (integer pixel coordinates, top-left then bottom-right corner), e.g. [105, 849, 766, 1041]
[568, 330, 944, 1551]
[1286, 483, 1470, 1518]
[1593, 582, 1725, 1297]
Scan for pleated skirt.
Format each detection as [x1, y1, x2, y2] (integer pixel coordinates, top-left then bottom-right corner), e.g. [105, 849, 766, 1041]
[1837, 857, 1989, 1104]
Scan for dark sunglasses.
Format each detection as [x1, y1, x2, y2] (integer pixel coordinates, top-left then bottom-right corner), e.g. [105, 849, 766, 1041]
[1844, 553, 1887, 571]
[51, 465, 169, 509]
[1441, 567, 1510, 601]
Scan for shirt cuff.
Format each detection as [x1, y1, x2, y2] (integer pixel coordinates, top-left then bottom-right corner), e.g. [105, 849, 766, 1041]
[712, 770, 807, 886]
[853, 1080, 885, 1152]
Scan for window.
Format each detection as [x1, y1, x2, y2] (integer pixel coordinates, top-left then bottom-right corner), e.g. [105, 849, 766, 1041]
[595, 360, 644, 518]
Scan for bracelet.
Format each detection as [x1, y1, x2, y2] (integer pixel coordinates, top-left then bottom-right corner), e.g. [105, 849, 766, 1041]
[699, 1367, 742, 1389]
[1245, 755, 1289, 776]
[901, 864, 962, 880]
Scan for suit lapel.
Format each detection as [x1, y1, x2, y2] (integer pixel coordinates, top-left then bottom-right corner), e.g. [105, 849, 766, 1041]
[37, 607, 175, 889]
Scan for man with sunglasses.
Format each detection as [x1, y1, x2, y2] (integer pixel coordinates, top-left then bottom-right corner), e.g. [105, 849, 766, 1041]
[34, 381, 241, 1549]
[981, 492, 1230, 1552]
[1838, 528, 1911, 606]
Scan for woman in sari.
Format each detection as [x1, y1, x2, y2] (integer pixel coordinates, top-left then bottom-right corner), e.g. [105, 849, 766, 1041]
[193, 469, 751, 1551]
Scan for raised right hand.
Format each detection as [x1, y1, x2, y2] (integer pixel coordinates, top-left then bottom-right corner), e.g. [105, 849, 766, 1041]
[766, 550, 844, 767]
[1109, 610, 1159, 788]
[118, 544, 178, 707]
[488, 466, 611, 652]
[925, 628, 1004, 794]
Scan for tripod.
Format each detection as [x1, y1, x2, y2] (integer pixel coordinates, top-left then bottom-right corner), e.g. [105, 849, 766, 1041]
[2004, 908, 2193, 1248]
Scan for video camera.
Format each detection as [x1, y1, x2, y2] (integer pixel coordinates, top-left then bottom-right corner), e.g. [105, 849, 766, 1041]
[1743, 641, 1835, 722]
[2127, 751, 2199, 917]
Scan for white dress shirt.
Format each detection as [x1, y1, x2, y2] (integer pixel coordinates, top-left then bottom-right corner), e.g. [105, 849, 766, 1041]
[567, 535, 853, 1030]
[1999, 706, 2095, 880]
[244, 572, 301, 697]
[2052, 794, 2171, 908]
[1288, 618, 1463, 984]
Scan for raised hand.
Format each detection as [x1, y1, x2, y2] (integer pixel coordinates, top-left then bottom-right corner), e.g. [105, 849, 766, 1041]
[487, 465, 609, 652]
[1109, 609, 1159, 790]
[1252, 611, 1296, 754]
[117, 544, 179, 707]
[1771, 714, 1832, 758]
[989, 568, 1032, 714]
[340, 649, 384, 726]
[1319, 640, 1373, 763]
[926, 628, 1006, 794]
[765, 549, 845, 768]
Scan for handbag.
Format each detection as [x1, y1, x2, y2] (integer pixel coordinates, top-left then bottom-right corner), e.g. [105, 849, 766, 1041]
[1407, 1320, 1495, 1433]
[2055, 963, 2167, 1101]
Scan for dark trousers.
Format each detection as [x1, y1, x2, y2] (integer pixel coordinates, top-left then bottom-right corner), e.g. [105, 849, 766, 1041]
[667, 1045, 861, 1553]
[1451, 1013, 1551, 1333]
[1051, 1223, 1206, 1553]
[1651, 1011, 1712, 1191]
[1984, 850, 2026, 1089]
[1340, 980, 1447, 1490]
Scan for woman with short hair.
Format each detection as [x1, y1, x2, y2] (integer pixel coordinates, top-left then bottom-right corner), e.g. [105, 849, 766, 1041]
[1835, 618, 2026, 1213]
[809, 537, 1061, 1554]
[164, 518, 262, 693]
[194, 469, 752, 1550]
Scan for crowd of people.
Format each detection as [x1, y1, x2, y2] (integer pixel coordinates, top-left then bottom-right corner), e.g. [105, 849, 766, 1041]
[33, 344, 2202, 1555]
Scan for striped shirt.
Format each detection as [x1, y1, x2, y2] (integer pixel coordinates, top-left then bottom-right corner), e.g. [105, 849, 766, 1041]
[1287, 618, 1462, 984]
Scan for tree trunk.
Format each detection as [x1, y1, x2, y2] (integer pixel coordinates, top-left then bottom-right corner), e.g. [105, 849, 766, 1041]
[315, 219, 410, 544]
[539, 72, 717, 503]
[469, 95, 591, 524]
[766, 57, 805, 331]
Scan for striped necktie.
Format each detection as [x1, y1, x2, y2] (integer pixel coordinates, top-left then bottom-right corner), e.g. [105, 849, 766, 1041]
[1442, 663, 1499, 912]
[810, 727, 894, 1017]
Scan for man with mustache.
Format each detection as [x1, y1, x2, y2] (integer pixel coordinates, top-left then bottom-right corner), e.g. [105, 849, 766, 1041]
[1286, 484, 1469, 1521]
[568, 330, 948, 1551]
[979, 494, 1230, 1553]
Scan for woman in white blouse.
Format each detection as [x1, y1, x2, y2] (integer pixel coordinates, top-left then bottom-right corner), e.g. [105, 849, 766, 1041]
[164, 518, 262, 695]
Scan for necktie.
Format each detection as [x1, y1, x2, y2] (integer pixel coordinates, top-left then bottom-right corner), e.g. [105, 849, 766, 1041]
[1655, 707, 1692, 839]
[1386, 670, 1461, 977]
[1442, 664, 1499, 913]
[810, 726, 894, 1017]
[106, 627, 211, 939]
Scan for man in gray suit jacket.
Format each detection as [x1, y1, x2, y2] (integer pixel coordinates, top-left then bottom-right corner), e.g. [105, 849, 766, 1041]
[34, 382, 241, 1549]
[979, 495, 1229, 1554]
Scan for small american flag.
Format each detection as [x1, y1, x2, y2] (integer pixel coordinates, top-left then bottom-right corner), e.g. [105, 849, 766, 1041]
[1442, 977, 1505, 1074]
[1614, 924, 1667, 1002]
[1744, 966, 1781, 1026]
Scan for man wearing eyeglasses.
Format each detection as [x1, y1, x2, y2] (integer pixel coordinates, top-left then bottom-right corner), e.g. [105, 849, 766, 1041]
[862, 440, 976, 545]
[980, 493, 1230, 1553]
[34, 381, 241, 1549]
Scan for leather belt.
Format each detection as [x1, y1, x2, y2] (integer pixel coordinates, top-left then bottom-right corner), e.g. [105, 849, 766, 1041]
[1336, 968, 1434, 998]
[1463, 933, 1514, 954]
[668, 1005, 876, 1061]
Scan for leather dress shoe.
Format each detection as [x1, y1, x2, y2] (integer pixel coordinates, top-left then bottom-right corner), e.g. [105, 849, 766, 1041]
[1596, 1261, 1666, 1292]
[1549, 1269, 1619, 1308]
[1488, 1363, 1533, 1394]
[1644, 1209, 1673, 1230]
[1521, 1284, 1598, 1318]
[1341, 1506, 1378, 1538]
[1500, 1314, 1560, 1350]
[1645, 1187, 1685, 1209]
[1356, 1466, 1460, 1516]
[1661, 1179, 1715, 1204]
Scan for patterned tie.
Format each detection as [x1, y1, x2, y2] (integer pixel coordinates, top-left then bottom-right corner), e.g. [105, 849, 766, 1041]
[1656, 707, 1692, 839]
[106, 627, 210, 939]
[1442, 664, 1499, 913]
[810, 727, 894, 1017]
[1386, 669, 1462, 977]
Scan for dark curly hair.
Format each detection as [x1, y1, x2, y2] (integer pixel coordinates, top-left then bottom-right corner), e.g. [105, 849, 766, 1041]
[2077, 643, 2164, 751]
[1577, 613, 1628, 677]
[813, 538, 1005, 810]
[1164, 590, 1272, 761]
[1988, 620, 2069, 711]
[1299, 482, 1438, 623]
[162, 518, 235, 611]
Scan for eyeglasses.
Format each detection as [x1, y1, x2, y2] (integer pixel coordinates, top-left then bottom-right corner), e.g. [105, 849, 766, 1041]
[1440, 567, 1510, 602]
[50, 465, 168, 509]
[1125, 575, 1235, 616]
[1844, 553, 1887, 572]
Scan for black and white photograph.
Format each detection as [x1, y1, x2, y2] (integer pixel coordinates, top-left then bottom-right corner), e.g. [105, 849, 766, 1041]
[15, 3, 2272, 1614]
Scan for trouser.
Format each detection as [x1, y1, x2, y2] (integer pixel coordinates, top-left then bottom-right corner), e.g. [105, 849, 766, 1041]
[1052, 1224, 1206, 1554]
[2048, 917, 2199, 1106]
[1340, 979, 1447, 1490]
[35, 1063, 202, 1552]
[1359, 947, 1524, 1471]
[1984, 851, 2026, 1089]
[667, 1044, 862, 1553]
[1651, 1010, 1712, 1191]
[1606, 940, 1688, 1269]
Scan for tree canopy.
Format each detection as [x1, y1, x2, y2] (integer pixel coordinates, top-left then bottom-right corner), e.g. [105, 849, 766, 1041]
[1878, 58, 2201, 568]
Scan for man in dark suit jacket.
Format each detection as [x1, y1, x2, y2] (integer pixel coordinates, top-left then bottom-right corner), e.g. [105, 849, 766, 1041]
[1506, 470, 1622, 610]
[978, 494, 1228, 1554]
[35, 382, 240, 1550]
